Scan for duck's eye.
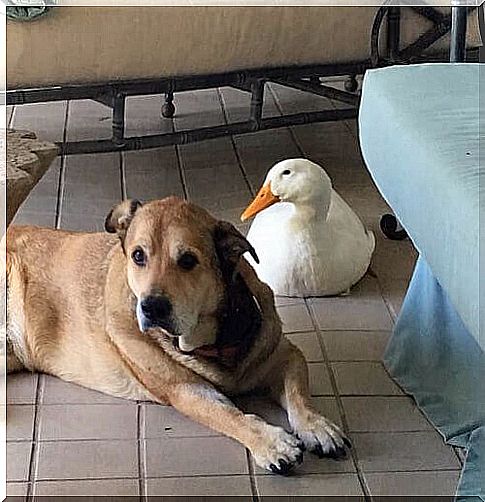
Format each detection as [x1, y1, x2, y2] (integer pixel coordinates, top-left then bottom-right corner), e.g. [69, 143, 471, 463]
[282, 169, 291, 176]
[132, 248, 146, 267]
[178, 252, 199, 271]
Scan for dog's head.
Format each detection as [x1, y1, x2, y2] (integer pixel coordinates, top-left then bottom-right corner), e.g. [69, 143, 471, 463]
[105, 197, 259, 348]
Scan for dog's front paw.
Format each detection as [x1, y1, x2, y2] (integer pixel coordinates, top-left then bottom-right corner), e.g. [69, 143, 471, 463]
[292, 412, 351, 460]
[250, 421, 305, 475]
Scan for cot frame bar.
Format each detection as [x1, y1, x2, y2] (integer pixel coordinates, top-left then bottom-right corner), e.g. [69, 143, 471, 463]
[6, 6, 478, 155]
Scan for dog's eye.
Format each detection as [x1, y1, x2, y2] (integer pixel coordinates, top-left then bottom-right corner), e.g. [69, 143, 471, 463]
[132, 248, 146, 267]
[282, 169, 291, 176]
[178, 252, 199, 271]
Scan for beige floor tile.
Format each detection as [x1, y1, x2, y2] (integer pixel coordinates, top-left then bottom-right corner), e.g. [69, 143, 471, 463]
[123, 147, 184, 200]
[321, 330, 390, 361]
[274, 295, 305, 307]
[286, 332, 324, 362]
[308, 363, 334, 396]
[38, 404, 137, 441]
[311, 397, 344, 429]
[145, 437, 247, 477]
[255, 452, 355, 476]
[353, 431, 461, 472]
[66, 99, 112, 142]
[13, 210, 56, 228]
[184, 165, 249, 204]
[59, 212, 109, 232]
[277, 304, 314, 333]
[7, 442, 32, 481]
[269, 82, 335, 114]
[174, 89, 224, 130]
[220, 85, 280, 123]
[7, 405, 35, 441]
[332, 362, 403, 396]
[146, 475, 252, 497]
[342, 396, 433, 432]
[380, 277, 411, 320]
[34, 478, 139, 496]
[256, 472, 364, 496]
[233, 127, 301, 182]
[364, 470, 460, 496]
[12, 101, 67, 143]
[125, 94, 173, 136]
[7, 373, 38, 405]
[7, 482, 29, 496]
[372, 237, 418, 282]
[35, 440, 138, 480]
[143, 404, 220, 438]
[310, 296, 393, 331]
[40, 376, 130, 405]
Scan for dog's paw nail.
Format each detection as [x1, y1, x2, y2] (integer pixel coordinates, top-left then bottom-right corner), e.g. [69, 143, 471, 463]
[335, 446, 347, 459]
[297, 441, 306, 452]
[343, 437, 352, 449]
[278, 459, 290, 474]
[312, 444, 325, 459]
[269, 463, 279, 474]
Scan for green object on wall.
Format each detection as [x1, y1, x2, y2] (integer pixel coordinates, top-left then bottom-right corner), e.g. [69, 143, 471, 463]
[6, 2, 53, 22]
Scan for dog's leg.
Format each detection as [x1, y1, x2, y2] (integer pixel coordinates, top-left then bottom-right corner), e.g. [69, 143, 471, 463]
[168, 382, 305, 475]
[267, 339, 351, 459]
[110, 330, 304, 475]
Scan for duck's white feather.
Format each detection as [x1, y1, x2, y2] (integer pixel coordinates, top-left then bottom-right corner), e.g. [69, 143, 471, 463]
[245, 159, 375, 297]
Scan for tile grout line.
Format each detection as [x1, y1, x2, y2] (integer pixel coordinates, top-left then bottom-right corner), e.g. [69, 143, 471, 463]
[216, 88, 255, 197]
[25, 375, 44, 498]
[55, 101, 70, 230]
[7, 106, 15, 128]
[137, 403, 146, 501]
[174, 145, 189, 201]
[120, 152, 127, 201]
[267, 84, 306, 158]
[245, 449, 260, 502]
[304, 299, 372, 501]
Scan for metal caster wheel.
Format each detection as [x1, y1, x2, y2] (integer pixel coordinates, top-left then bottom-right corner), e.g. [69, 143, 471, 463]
[344, 76, 359, 93]
[161, 101, 175, 119]
[380, 214, 408, 240]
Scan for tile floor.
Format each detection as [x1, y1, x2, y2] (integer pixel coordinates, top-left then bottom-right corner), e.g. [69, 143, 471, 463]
[6, 81, 462, 498]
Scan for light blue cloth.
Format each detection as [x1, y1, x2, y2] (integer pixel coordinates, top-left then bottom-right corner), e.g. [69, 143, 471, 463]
[359, 63, 482, 349]
[359, 63, 484, 500]
[387, 256, 484, 500]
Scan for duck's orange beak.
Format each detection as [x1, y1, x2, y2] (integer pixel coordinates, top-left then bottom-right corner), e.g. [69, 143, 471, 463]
[241, 183, 280, 222]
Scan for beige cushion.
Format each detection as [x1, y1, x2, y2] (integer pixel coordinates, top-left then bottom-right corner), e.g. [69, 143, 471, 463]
[7, 6, 481, 89]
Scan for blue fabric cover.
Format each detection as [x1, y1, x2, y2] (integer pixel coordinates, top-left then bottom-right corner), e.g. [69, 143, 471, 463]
[386, 257, 484, 500]
[359, 64, 483, 500]
[359, 63, 482, 349]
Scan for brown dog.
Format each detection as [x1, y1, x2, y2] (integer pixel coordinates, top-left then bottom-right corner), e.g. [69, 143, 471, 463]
[4, 196, 349, 474]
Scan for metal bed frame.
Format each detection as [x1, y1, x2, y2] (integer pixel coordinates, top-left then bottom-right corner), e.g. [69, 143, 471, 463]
[6, 6, 479, 158]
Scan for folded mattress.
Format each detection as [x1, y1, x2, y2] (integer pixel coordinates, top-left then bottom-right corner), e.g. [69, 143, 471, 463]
[6, 6, 481, 89]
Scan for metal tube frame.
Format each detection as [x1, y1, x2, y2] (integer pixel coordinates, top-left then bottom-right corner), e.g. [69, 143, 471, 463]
[6, 6, 479, 156]
[450, 5, 468, 62]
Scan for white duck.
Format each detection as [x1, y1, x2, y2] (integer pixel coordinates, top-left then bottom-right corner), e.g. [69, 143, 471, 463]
[241, 159, 375, 297]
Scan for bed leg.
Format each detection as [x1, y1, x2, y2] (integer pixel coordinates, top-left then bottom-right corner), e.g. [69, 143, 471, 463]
[249, 79, 265, 128]
[112, 93, 126, 146]
[162, 91, 176, 119]
[380, 214, 408, 241]
[344, 75, 359, 92]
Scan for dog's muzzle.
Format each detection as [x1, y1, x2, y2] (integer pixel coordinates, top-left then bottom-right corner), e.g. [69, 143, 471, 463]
[136, 294, 177, 334]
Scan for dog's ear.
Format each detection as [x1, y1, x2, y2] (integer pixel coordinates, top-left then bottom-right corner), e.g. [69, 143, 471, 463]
[213, 221, 259, 278]
[105, 199, 142, 243]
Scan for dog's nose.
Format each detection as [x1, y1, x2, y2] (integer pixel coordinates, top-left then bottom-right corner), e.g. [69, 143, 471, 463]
[140, 295, 172, 321]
